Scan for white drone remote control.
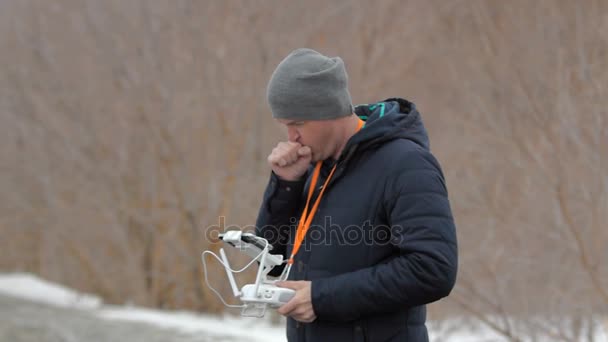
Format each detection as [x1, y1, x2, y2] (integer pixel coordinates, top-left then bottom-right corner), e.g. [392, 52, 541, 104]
[240, 284, 295, 308]
[201, 231, 295, 317]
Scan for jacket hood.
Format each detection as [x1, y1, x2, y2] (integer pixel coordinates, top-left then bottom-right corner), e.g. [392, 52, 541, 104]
[347, 98, 430, 155]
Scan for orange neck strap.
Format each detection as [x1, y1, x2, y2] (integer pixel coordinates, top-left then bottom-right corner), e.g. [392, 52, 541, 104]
[288, 118, 364, 265]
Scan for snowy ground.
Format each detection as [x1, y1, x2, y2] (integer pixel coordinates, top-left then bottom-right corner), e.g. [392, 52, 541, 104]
[0, 273, 605, 342]
[0, 273, 283, 342]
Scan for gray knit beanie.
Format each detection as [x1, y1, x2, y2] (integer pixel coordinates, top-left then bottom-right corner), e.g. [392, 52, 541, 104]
[267, 48, 353, 121]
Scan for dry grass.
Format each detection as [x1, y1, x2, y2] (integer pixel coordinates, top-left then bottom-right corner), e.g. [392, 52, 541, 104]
[0, 0, 606, 339]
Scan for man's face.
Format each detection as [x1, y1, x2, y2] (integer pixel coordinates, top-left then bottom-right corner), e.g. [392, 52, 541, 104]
[276, 119, 334, 162]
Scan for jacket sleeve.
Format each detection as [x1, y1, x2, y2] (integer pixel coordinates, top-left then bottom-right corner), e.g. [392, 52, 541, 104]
[255, 172, 306, 277]
[310, 150, 458, 321]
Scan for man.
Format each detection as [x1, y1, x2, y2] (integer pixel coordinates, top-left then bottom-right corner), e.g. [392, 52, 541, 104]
[255, 48, 458, 342]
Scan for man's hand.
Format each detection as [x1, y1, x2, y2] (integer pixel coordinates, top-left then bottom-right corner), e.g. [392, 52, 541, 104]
[267, 142, 312, 181]
[276, 280, 317, 323]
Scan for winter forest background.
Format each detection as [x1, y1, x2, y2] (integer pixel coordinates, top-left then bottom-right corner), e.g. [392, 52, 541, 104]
[0, 1, 606, 341]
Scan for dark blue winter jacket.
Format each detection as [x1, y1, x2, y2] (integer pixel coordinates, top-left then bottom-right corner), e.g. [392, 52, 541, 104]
[256, 98, 458, 342]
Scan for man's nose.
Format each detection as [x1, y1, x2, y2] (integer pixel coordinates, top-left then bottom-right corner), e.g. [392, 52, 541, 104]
[287, 127, 299, 142]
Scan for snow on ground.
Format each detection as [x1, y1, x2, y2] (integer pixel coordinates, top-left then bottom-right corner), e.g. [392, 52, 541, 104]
[0, 273, 102, 310]
[98, 306, 285, 342]
[0, 272, 606, 342]
[0, 272, 285, 341]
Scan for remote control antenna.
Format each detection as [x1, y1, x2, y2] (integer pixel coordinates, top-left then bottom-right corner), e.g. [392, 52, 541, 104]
[220, 248, 240, 297]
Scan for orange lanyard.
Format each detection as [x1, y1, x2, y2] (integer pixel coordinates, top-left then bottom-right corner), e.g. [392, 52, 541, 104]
[287, 118, 364, 265]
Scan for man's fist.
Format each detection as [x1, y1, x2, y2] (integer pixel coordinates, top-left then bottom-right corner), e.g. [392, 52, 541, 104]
[267, 142, 312, 181]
